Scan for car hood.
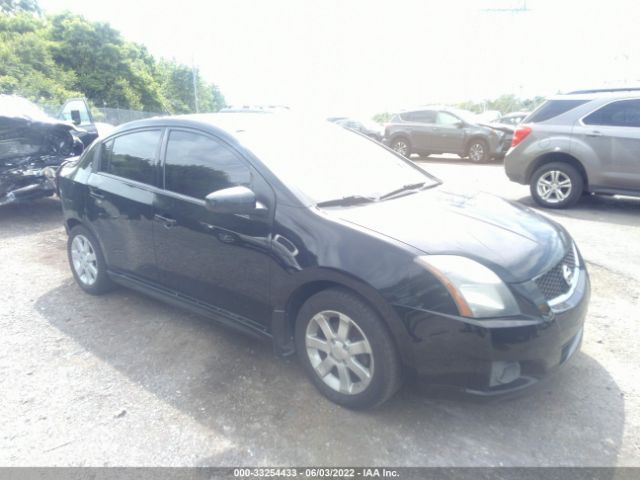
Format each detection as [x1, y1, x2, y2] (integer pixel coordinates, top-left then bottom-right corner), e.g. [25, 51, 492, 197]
[330, 189, 570, 283]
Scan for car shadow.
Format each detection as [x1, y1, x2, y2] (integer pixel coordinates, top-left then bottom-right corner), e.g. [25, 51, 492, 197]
[0, 197, 63, 240]
[517, 194, 640, 228]
[36, 281, 625, 466]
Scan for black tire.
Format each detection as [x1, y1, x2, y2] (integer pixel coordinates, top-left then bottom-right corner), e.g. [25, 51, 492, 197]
[67, 225, 115, 295]
[530, 162, 584, 209]
[390, 137, 412, 158]
[295, 288, 402, 409]
[466, 138, 490, 163]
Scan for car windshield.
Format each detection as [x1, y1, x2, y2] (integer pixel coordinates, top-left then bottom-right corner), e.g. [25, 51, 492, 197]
[238, 118, 439, 204]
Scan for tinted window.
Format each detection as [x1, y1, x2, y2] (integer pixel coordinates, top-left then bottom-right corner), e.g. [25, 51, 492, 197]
[583, 100, 640, 127]
[164, 130, 251, 199]
[401, 111, 436, 123]
[437, 112, 461, 125]
[527, 100, 588, 123]
[100, 130, 161, 185]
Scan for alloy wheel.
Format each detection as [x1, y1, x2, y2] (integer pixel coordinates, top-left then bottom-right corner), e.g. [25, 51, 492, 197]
[70, 234, 98, 286]
[536, 170, 573, 204]
[392, 140, 409, 156]
[469, 142, 485, 162]
[305, 310, 374, 395]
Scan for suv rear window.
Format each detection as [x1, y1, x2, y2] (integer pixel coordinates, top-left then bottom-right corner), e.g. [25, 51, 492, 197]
[527, 100, 588, 123]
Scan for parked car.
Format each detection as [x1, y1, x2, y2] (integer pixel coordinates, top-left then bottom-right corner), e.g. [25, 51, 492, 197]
[504, 90, 640, 208]
[58, 113, 589, 408]
[383, 107, 510, 162]
[334, 117, 384, 141]
[57, 97, 115, 145]
[0, 95, 84, 206]
[498, 111, 530, 126]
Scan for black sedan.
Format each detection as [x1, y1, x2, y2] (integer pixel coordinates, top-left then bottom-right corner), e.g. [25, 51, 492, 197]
[58, 114, 589, 408]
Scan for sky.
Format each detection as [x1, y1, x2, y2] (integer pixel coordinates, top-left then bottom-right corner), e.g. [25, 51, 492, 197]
[39, 0, 640, 118]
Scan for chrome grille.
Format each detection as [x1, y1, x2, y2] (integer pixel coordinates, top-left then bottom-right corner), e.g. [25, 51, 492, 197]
[535, 247, 577, 301]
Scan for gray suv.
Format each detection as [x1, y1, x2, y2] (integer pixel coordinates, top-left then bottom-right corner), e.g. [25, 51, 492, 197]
[504, 90, 640, 208]
[383, 107, 509, 163]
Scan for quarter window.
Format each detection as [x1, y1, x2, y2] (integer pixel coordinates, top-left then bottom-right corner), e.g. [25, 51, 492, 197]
[164, 130, 251, 199]
[99, 130, 161, 185]
[583, 100, 640, 127]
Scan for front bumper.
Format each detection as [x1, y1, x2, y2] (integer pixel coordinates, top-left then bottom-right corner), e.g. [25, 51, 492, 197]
[395, 267, 590, 394]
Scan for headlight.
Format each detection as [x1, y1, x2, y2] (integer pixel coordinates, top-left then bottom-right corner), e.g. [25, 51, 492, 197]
[415, 255, 519, 318]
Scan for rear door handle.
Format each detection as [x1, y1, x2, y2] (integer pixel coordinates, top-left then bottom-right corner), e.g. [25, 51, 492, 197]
[586, 130, 603, 137]
[154, 214, 177, 228]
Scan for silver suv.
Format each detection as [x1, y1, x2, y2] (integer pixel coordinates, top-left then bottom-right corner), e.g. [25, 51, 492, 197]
[504, 89, 640, 208]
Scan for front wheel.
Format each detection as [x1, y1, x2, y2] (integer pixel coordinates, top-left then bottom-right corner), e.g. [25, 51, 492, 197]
[467, 139, 490, 163]
[295, 289, 402, 409]
[530, 162, 583, 209]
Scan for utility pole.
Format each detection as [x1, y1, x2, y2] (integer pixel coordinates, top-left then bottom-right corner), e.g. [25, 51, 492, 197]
[192, 57, 199, 113]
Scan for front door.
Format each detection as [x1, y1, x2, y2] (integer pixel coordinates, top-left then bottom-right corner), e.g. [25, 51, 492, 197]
[153, 129, 274, 327]
[434, 111, 466, 154]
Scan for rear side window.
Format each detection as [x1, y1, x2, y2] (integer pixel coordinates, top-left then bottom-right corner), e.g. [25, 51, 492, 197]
[401, 110, 436, 123]
[100, 130, 161, 185]
[527, 100, 588, 123]
[583, 99, 640, 127]
[164, 130, 251, 199]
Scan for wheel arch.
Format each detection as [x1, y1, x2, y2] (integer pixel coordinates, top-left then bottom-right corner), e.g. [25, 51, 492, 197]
[274, 273, 414, 366]
[525, 152, 589, 190]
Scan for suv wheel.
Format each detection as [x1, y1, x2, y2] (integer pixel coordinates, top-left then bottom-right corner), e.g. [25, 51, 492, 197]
[295, 288, 402, 409]
[67, 225, 115, 295]
[391, 137, 411, 158]
[530, 162, 584, 209]
[467, 139, 489, 163]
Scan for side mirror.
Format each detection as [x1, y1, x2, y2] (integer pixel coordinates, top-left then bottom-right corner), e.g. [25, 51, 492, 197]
[70, 110, 82, 126]
[205, 186, 261, 214]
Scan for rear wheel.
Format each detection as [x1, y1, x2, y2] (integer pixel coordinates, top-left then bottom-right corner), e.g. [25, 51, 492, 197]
[530, 162, 583, 209]
[67, 225, 115, 295]
[390, 137, 411, 158]
[295, 288, 402, 409]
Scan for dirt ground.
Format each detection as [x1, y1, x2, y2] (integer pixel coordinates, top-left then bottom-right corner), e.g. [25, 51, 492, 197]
[1, 159, 639, 466]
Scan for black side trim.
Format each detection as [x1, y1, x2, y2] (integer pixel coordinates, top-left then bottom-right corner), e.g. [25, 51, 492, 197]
[590, 186, 640, 197]
[108, 271, 271, 340]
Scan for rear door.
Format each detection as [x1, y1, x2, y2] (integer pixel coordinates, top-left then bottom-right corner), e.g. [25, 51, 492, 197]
[578, 99, 640, 191]
[153, 129, 274, 327]
[86, 128, 163, 281]
[402, 110, 437, 152]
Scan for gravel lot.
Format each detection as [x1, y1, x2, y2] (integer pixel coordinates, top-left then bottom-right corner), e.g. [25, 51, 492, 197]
[1, 158, 639, 466]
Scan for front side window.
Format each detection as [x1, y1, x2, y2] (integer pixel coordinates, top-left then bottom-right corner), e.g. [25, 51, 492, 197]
[437, 112, 461, 125]
[99, 130, 161, 185]
[164, 130, 251, 199]
[583, 99, 640, 127]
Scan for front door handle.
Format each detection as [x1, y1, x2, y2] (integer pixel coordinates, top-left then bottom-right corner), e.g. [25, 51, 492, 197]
[154, 213, 177, 228]
[89, 187, 104, 200]
[586, 130, 603, 137]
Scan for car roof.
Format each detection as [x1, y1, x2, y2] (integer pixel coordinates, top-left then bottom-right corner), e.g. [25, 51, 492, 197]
[547, 91, 640, 102]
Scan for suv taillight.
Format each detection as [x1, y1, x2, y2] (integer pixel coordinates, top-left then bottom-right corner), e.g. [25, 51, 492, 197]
[511, 125, 532, 148]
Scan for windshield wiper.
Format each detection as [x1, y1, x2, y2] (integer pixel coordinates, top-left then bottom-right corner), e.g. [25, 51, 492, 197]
[377, 182, 429, 201]
[316, 195, 376, 207]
